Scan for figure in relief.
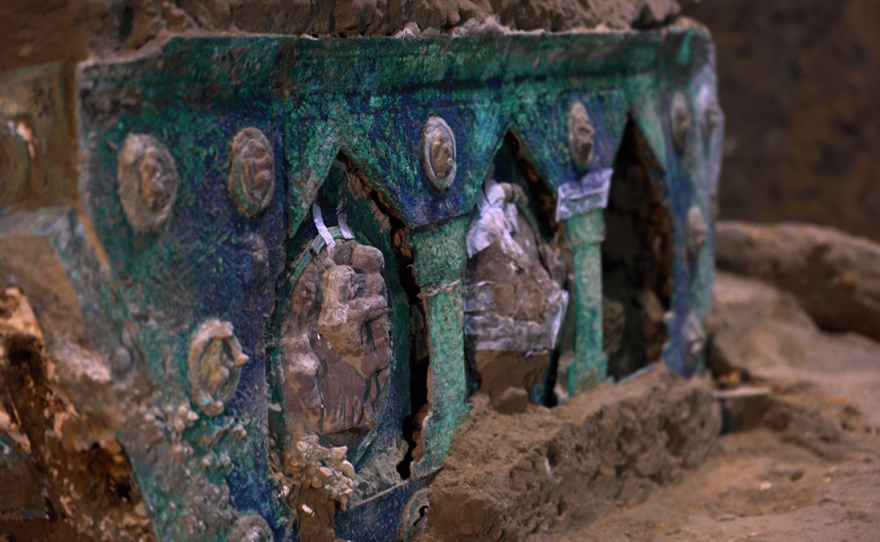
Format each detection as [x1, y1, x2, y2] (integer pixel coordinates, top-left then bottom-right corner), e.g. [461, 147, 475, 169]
[463, 174, 569, 410]
[282, 238, 393, 448]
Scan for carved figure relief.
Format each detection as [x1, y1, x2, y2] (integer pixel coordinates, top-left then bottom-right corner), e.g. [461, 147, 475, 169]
[463, 174, 569, 410]
[281, 237, 393, 447]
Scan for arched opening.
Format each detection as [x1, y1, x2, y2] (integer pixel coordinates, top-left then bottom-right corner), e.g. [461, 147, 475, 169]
[462, 133, 571, 412]
[602, 120, 673, 381]
[269, 154, 421, 519]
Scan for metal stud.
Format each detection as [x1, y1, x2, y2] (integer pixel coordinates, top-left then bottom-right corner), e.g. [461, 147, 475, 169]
[187, 319, 249, 417]
[687, 205, 708, 259]
[421, 116, 457, 191]
[117, 134, 180, 231]
[228, 128, 275, 217]
[670, 92, 690, 154]
[0, 118, 30, 209]
[567, 101, 595, 171]
[227, 513, 273, 542]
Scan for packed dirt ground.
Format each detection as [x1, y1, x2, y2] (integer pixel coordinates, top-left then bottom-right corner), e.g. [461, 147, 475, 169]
[416, 221, 880, 541]
[562, 415, 879, 541]
[550, 228, 880, 541]
[563, 222, 880, 541]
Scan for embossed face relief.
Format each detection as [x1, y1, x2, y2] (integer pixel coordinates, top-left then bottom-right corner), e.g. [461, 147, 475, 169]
[137, 147, 173, 213]
[687, 205, 708, 259]
[429, 134, 454, 180]
[671, 92, 691, 154]
[684, 311, 706, 359]
[697, 84, 721, 141]
[241, 139, 274, 198]
[421, 116, 457, 191]
[282, 239, 393, 447]
[187, 320, 249, 416]
[117, 134, 180, 231]
[228, 128, 275, 216]
[567, 102, 595, 171]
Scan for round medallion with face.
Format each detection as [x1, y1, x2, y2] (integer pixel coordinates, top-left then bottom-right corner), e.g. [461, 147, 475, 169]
[687, 205, 708, 259]
[117, 134, 180, 231]
[187, 319, 249, 416]
[567, 101, 595, 172]
[228, 128, 275, 217]
[671, 92, 691, 154]
[421, 116, 457, 191]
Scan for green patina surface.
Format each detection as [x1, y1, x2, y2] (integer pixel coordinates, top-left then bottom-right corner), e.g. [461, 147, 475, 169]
[0, 26, 723, 541]
[409, 217, 470, 476]
[564, 210, 608, 395]
[410, 219, 469, 287]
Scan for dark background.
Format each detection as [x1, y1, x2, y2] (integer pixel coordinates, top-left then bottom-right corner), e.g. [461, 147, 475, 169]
[690, 0, 880, 241]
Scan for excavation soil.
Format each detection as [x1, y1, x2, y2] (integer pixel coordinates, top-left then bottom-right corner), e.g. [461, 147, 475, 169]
[690, 0, 880, 244]
[0, 0, 699, 73]
[414, 368, 721, 541]
[565, 227, 880, 541]
[548, 274, 880, 541]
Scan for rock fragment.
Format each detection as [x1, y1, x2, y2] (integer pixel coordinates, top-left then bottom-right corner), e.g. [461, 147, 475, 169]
[717, 221, 880, 341]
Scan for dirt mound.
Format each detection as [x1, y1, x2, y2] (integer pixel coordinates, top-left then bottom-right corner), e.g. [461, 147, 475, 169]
[553, 224, 880, 541]
[412, 367, 720, 541]
[716, 221, 880, 342]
